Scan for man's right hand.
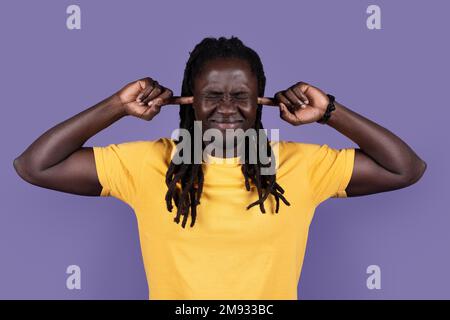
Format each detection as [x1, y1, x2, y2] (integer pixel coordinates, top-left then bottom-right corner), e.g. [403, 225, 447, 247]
[13, 77, 182, 198]
[115, 77, 174, 121]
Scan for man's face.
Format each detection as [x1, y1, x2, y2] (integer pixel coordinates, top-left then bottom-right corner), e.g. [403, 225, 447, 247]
[192, 58, 259, 138]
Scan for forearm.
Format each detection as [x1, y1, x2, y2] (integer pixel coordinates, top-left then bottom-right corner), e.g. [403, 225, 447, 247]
[326, 101, 426, 177]
[15, 94, 126, 172]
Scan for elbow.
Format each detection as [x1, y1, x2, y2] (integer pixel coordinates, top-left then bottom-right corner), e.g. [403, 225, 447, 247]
[13, 156, 23, 177]
[13, 156, 27, 181]
[402, 160, 427, 186]
[13, 156, 37, 184]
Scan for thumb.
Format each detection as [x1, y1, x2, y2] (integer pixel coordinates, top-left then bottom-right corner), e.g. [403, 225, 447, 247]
[137, 78, 151, 89]
[279, 102, 301, 124]
[279, 102, 291, 121]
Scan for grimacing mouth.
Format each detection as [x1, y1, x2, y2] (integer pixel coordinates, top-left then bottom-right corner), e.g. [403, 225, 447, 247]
[209, 118, 244, 123]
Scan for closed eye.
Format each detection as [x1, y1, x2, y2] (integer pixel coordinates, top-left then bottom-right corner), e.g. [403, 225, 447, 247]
[233, 92, 249, 98]
[204, 95, 222, 100]
[202, 91, 250, 101]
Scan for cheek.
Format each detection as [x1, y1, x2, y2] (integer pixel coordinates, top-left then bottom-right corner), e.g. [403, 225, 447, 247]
[243, 102, 258, 117]
[193, 103, 209, 121]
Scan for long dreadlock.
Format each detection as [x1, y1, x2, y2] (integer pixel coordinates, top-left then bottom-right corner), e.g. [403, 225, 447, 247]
[165, 36, 290, 228]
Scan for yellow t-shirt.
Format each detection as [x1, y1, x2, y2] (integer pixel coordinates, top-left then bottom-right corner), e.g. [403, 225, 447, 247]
[93, 138, 355, 300]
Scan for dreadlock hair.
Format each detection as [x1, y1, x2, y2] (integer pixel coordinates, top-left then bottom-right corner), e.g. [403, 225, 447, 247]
[165, 36, 291, 228]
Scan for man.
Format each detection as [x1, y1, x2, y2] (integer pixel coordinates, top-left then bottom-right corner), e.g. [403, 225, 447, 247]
[13, 36, 426, 299]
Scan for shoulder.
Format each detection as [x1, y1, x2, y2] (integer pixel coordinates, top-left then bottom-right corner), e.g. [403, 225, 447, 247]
[269, 140, 352, 175]
[95, 137, 175, 164]
[134, 137, 175, 153]
[136, 137, 176, 167]
[114, 137, 175, 153]
[271, 139, 325, 163]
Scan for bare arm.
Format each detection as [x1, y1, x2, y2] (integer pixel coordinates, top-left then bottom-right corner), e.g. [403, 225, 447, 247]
[326, 101, 427, 196]
[13, 94, 126, 196]
[13, 77, 178, 196]
[271, 81, 427, 197]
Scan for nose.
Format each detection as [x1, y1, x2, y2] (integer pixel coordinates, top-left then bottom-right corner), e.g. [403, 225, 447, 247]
[216, 95, 238, 114]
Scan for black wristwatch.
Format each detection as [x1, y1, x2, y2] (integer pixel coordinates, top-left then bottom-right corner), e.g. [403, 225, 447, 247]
[316, 94, 336, 124]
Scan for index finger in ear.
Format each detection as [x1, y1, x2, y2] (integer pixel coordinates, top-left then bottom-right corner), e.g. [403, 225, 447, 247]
[153, 89, 174, 106]
[169, 96, 194, 105]
[257, 97, 277, 106]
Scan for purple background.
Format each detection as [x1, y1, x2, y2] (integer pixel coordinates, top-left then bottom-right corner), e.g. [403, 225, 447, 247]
[1, 0, 447, 299]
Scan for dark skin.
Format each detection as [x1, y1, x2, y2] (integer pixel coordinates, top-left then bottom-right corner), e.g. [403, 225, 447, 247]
[192, 58, 258, 157]
[272, 80, 427, 195]
[13, 57, 426, 198]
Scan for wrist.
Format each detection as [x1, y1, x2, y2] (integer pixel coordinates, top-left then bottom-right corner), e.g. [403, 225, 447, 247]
[108, 94, 128, 118]
[316, 94, 336, 124]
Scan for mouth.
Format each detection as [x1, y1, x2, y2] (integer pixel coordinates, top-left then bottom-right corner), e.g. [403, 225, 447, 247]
[209, 119, 244, 129]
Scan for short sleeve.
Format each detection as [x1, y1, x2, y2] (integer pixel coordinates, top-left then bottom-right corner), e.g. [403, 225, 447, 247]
[92, 141, 150, 208]
[308, 144, 355, 206]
